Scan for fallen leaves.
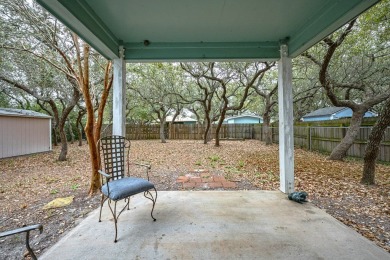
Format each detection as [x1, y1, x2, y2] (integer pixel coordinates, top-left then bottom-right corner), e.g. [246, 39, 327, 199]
[0, 139, 389, 256]
[42, 196, 74, 210]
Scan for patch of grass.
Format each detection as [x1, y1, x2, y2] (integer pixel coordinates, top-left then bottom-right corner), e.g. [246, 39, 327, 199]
[237, 160, 245, 168]
[208, 155, 220, 162]
[50, 189, 58, 195]
[224, 166, 243, 181]
[195, 160, 202, 166]
[70, 184, 79, 191]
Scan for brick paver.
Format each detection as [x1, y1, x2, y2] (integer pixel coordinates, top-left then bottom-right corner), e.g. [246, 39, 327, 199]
[208, 182, 223, 188]
[212, 176, 226, 182]
[183, 182, 196, 188]
[189, 177, 202, 183]
[200, 172, 211, 178]
[222, 181, 237, 188]
[176, 176, 189, 183]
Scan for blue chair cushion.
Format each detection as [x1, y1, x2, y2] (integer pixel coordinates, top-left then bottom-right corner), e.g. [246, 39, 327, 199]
[101, 177, 155, 201]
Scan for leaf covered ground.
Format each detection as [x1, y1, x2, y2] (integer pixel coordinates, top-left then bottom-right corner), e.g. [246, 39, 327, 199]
[0, 140, 389, 259]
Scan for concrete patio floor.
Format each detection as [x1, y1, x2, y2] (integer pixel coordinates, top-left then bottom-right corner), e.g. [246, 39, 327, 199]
[41, 191, 388, 260]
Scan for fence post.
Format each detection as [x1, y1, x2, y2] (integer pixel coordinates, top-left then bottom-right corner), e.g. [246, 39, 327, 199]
[307, 126, 311, 150]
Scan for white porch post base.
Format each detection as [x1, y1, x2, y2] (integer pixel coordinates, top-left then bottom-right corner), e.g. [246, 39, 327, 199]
[112, 47, 126, 137]
[278, 44, 294, 194]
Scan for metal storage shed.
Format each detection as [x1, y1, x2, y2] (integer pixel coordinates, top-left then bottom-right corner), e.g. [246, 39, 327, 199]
[0, 108, 52, 159]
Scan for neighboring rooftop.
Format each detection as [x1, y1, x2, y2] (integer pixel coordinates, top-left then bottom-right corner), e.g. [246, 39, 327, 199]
[165, 115, 197, 123]
[224, 115, 263, 120]
[0, 108, 51, 118]
[302, 107, 347, 118]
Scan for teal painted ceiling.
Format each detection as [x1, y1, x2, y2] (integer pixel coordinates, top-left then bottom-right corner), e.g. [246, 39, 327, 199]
[36, 0, 379, 61]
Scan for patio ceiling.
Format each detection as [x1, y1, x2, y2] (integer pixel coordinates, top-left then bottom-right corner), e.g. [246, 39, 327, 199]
[36, 0, 379, 61]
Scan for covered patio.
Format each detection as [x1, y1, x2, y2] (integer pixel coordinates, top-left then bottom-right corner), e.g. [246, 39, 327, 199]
[33, 0, 387, 258]
[40, 191, 388, 259]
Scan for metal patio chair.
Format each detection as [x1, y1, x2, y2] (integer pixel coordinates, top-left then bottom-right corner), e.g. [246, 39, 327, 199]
[0, 224, 43, 260]
[98, 135, 157, 242]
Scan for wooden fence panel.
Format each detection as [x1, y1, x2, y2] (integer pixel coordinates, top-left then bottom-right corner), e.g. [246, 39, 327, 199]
[124, 124, 160, 140]
[260, 125, 389, 162]
[103, 124, 389, 162]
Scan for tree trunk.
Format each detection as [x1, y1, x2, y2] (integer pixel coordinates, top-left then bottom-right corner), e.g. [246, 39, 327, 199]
[74, 43, 101, 195]
[76, 111, 84, 146]
[263, 113, 272, 145]
[214, 111, 226, 147]
[58, 120, 68, 161]
[68, 120, 75, 144]
[203, 116, 211, 144]
[361, 98, 390, 184]
[85, 125, 100, 194]
[52, 126, 58, 146]
[78, 126, 83, 146]
[160, 120, 166, 143]
[328, 110, 365, 160]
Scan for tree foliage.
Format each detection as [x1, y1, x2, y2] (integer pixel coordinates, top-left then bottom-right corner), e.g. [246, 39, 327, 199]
[128, 63, 191, 143]
[0, 0, 114, 193]
[301, 0, 390, 161]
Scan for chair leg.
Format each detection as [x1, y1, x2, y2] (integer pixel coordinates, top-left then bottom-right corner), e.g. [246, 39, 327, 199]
[107, 199, 131, 243]
[101, 192, 156, 243]
[125, 197, 131, 210]
[98, 194, 107, 222]
[107, 200, 118, 242]
[144, 188, 158, 221]
[25, 230, 37, 260]
[113, 202, 118, 243]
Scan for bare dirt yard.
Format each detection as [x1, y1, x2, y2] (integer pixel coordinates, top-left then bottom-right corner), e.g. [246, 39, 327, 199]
[1, 140, 389, 259]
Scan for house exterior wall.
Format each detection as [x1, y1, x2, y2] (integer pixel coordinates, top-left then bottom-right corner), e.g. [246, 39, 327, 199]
[0, 116, 51, 159]
[226, 117, 262, 124]
[302, 115, 332, 122]
[183, 121, 196, 125]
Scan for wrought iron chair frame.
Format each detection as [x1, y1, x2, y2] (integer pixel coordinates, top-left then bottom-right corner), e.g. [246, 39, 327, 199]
[98, 135, 157, 242]
[0, 224, 43, 260]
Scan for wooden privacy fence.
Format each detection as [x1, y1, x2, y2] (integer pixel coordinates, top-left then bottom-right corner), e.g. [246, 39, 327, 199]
[258, 125, 390, 162]
[168, 124, 255, 140]
[103, 123, 256, 140]
[103, 124, 390, 162]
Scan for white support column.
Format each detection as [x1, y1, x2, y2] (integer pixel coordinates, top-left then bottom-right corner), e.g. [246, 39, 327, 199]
[278, 44, 294, 194]
[112, 46, 126, 137]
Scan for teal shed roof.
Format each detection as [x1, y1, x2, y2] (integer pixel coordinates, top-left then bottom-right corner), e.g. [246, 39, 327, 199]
[36, 0, 380, 61]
